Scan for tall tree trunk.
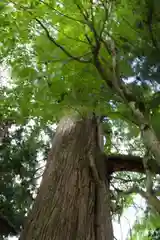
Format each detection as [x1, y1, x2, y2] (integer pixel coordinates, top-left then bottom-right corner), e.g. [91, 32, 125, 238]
[20, 116, 113, 240]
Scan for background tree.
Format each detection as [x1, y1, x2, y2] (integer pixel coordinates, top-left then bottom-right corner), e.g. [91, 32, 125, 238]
[0, 115, 52, 237]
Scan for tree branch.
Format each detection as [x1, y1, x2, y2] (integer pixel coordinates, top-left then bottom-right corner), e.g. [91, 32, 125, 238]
[75, 2, 100, 49]
[112, 176, 146, 183]
[50, 25, 89, 45]
[121, 186, 160, 214]
[142, 150, 154, 194]
[95, 50, 160, 168]
[145, 0, 160, 52]
[0, 214, 17, 236]
[35, 18, 91, 63]
[99, 1, 108, 38]
[106, 154, 160, 174]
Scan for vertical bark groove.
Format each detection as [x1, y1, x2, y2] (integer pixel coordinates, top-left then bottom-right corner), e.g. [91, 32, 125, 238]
[20, 116, 113, 240]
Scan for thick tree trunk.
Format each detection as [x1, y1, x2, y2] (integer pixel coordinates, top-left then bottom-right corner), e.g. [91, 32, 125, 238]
[20, 116, 113, 240]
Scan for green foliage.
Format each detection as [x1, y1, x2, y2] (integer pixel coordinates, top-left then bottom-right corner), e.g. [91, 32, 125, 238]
[0, 121, 51, 235]
[130, 212, 160, 240]
[0, 0, 159, 124]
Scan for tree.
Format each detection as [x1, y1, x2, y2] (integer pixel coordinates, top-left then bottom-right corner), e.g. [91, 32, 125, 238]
[0, 117, 51, 238]
[0, 0, 160, 239]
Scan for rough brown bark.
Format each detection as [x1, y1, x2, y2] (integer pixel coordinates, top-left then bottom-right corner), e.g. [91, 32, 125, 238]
[107, 154, 160, 174]
[20, 116, 113, 240]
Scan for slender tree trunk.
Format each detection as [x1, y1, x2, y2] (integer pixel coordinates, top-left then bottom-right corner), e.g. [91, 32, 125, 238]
[128, 102, 160, 167]
[20, 116, 113, 240]
[141, 126, 160, 166]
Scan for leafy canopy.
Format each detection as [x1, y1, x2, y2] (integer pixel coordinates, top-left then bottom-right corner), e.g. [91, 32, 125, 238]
[0, 0, 159, 123]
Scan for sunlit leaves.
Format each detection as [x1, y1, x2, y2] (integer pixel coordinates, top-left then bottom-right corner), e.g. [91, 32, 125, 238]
[130, 213, 160, 240]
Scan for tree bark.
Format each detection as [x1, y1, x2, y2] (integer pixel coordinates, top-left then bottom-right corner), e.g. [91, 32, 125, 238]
[20, 116, 113, 240]
[128, 102, 160, 167]
[107, 154, 160, 174]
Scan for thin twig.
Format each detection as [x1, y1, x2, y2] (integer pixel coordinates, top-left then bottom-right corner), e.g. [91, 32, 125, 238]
[75, 2, 99, 44]
[85, 33, 94, 46]
[49, 24, 89, 45]
[99, 1, 108, 38]
[35, 18, 91, 63]
[112, 176, 146, 183]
